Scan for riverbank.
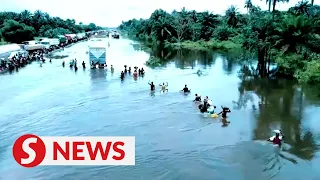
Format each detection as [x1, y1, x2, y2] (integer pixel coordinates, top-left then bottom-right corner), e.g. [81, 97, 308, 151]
[165, 39, 242, 52]
[122, 32, 242, 52]
[126, 33, 320, 84]
[119, 6, 320, 84]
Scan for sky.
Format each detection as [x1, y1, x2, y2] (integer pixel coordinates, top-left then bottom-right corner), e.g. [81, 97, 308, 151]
[0, 0, 310, 27]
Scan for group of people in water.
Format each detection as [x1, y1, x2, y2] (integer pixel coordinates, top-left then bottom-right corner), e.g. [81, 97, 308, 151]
[1, 36, 92, 73]
[146, 81, 284, 146]
[90, 61, 108, 69]
[61, 59, 104, 72]
[120, 65, 145, 80]
[1, 50, 45, 73]
[60, 58, 84, 72]
[194, 94, 232, 126]
[147, 82, 190, 92]
[194, 94, 230, 115]
[147, 82, 231, 125]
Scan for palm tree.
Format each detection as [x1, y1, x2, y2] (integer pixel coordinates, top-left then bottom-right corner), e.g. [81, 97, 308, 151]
[33, 10, 43, 18]
[225, 6, 239, 28]
[187, 10, 200, 41]
[198, 11, 219, 40]
[19, 10, 32, 25]
[264, 0, 290, 12]
[244, 0, 253, 13]
[293, 0, 311, 15]
[265, 0, 273, 12]
[32, 10, 44, 32]
[274, 15, 314, 53]
[151, 16, 173, 42]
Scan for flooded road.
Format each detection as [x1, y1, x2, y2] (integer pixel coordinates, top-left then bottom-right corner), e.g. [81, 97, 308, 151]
[0, 37, 320, 180]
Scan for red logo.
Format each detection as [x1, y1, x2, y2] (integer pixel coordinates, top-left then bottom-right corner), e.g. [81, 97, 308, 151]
[12, 134, 46, 168]
[12, 135, 135, 167]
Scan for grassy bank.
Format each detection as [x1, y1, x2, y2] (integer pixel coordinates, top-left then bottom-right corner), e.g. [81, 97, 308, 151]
[145, 56, 162, 67]
[166, 39, 241, 51]
[118, 5, 320, 84]
[0, 39, 8, 45]
[123, 31, 242, 52]
[276, 54, 320, 84]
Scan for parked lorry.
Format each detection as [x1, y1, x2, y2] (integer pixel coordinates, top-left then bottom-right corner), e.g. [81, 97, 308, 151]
[0, 44, 25, 59]
[22, 41, 45, 51]
[89, 44, 106, 65]
[76, 33, 86, 39]
[65, 34, 77, 40]
[40, 38, 60, 49]
[58, 35, 67, 44]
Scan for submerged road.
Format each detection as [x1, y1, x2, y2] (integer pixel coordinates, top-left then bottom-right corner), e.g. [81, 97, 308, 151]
[0, 38, 320, 180]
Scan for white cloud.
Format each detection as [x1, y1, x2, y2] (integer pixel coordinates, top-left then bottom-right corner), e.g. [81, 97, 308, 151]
[0, 0, 303, 27]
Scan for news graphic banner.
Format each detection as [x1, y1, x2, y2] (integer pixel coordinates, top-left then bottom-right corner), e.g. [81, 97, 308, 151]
[13, 134, 135, 168]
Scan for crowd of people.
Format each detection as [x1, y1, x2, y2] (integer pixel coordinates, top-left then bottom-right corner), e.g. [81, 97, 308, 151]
[0, 50, 45, 73]
[90, 61, 107, 69]
[146, 81, 231, 122]
[145, 80, 284, 145]
[120, 65, 145, 80]
[0, 35, 91, 73]
[146, 81, 233, 125]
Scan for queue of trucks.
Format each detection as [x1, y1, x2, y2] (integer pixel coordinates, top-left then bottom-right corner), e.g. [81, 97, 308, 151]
[0, 32, 91, 60]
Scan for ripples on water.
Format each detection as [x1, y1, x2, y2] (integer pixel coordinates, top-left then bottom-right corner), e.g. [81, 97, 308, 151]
[0, 38, 320, 180]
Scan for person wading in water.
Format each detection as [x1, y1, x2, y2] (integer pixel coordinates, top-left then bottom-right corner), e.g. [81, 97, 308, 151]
[159, 82, 168, 92]
[148, 81, 155, 91]
[120, 71, 125, 80]
[217, 106, 231, 127]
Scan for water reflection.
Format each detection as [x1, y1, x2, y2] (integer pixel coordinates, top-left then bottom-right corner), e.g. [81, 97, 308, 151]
[131, 43, 149, 52]
[89, 69, 107, 81]
[221, 54, 237, 75]
[205, 141, 300, 180]
[234, 77, 319, 161]
[132, 44, 243, 71]
[150, 90, 155, 97]
[173, 49, 216, 69]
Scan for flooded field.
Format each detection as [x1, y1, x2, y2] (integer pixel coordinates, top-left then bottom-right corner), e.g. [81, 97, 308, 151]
[0, 37, 320, 180]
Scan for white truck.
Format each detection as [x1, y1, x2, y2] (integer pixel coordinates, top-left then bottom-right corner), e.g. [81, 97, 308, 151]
[89, 45, 106, 65]
[22, 41, 45, 51]
[0, 44, 26, 59]
[76, 33, 86, 39]
[40, 38, 60, 49]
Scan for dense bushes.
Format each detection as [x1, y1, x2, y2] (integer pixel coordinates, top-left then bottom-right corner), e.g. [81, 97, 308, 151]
[0, 10, 102, 43]
[119, 1, 320, 83]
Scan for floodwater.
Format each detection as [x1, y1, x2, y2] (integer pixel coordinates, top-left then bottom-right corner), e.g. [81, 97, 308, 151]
[0, 37, 320, 180]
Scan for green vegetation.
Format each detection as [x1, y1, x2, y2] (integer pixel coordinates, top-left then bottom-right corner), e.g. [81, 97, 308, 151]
[119, 1, 320, 84]
[0, 10, 103, 43]
[168, 39, 241, 51]
[145, 56, 162, 67]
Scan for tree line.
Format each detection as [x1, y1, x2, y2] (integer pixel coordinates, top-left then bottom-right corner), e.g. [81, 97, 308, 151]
[0, 10, 103, 44]
[119, 0, 320, 84]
